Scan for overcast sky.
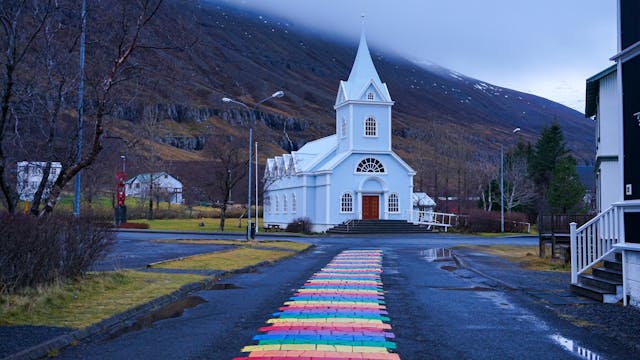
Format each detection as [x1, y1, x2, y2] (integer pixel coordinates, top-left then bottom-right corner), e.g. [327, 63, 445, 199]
[214, 0, 617, 113]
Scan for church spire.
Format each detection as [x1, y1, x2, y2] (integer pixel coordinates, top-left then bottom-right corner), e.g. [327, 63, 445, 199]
[337, 20, 391, 104]
[346, 25, 383, 92]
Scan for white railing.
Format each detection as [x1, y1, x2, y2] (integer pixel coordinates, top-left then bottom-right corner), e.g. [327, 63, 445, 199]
[408, 210, 457, 232]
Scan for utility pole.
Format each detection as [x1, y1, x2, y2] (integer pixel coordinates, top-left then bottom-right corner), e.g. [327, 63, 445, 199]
[73, 0, 87, 217]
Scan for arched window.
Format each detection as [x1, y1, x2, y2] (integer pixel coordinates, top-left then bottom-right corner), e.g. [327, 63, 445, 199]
[341, 118, 347, 138]
[367, 92, 374, 100]
[291, 193, 297, 214]
[283, 194, 288, 214]
[275, 195, 279, 213]
[341, 192, 353, 213]
[388, 193, 399, 213]
[365, 116, 377, 137]
[265, 195, 272, 214]
[356, 158, 385, 173]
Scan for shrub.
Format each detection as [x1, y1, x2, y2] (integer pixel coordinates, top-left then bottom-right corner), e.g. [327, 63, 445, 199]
[0, 213, 114, 293]
[286, 217, 312, 234]
[459, 209, 529, 233]
[117, 222, 150, 229]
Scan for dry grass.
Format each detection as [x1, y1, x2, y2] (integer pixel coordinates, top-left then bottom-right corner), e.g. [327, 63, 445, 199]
[0, 271, 206, 329]
[152, 248, 294, 271]
[161, 239, 311, 252]
[456, 244, 570, 272]
[128, 217, 262, 233]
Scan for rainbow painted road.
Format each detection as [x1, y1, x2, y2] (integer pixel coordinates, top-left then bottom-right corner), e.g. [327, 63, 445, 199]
[233, 249, 399, 360]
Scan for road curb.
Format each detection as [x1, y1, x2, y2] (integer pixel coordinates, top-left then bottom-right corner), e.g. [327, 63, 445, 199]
[451, 251, 520, 291]
[3, 244, 315, 360]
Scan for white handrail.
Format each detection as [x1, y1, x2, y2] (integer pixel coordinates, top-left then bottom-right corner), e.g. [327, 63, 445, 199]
[408, 210, 457, 232]
[570, 205, 621, 284]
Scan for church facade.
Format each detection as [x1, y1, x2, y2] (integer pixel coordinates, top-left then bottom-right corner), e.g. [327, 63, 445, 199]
[263, 31, 416, 232]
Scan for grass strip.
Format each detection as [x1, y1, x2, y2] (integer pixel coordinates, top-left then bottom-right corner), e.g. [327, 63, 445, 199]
[0, 271, 206, 329]
[160, 239, 311, 252]
[455, 244, 570, 272]
[127, 217, 262, 233]
[152, 247, 295, 271]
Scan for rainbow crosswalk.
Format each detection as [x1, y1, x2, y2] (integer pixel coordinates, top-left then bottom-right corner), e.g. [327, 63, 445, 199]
[233, 249, 400, 360]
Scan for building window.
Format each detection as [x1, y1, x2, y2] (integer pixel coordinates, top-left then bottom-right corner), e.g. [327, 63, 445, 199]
[341, 118, 347, 138]
[388, 193, 399, 213]
[265, 195, 272, 214]
[356, 158, 385, 173]
[291, 193, 297, 214]
[365, 116, 377, 137]
[367, 92, 374, 100]
[341, 192, 353, 213]
[283, 194, 288, 214]
[275, 195, 279, 213]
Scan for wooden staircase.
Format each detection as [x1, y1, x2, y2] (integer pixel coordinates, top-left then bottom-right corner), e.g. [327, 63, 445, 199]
[326, 219, 431, 234]
[570, 252, 623, 303]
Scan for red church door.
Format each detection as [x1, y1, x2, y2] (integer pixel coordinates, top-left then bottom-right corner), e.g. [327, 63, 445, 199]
[362, 195, 379, 220]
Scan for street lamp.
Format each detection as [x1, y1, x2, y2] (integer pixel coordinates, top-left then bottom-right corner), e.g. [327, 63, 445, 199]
[501, 127, 521, 233]
[222, 91, 285, 240]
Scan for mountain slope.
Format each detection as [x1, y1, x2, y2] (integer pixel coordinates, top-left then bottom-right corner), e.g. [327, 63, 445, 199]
[103, 0, 595, 195]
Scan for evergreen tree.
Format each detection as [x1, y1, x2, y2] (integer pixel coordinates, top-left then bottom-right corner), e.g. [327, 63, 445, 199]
[529, 122, 568, 191]
[547, 156, 585, 213]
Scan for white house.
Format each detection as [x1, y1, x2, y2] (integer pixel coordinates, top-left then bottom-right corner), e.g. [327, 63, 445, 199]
[585, 65, 619, 212]
[572, 0, 640, 308]
[263, 30, 418, 232]
[126, 172, 183, 204]
[16, 161, 61, 201]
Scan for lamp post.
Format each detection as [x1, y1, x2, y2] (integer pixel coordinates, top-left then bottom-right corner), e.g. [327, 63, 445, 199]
[222, 91, 285, 240]
[501, 127, 521, 233]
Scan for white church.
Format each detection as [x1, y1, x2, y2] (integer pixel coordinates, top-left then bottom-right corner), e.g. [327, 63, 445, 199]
[263, 30, 419, 232]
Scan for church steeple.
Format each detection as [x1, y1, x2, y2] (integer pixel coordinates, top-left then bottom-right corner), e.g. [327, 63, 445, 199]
[336, 26, 391, 106]
[334, 21, 394, 154]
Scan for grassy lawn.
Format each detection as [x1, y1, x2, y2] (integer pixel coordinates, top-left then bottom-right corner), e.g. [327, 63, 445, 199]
[151, 247, 296, 271]
[1, 240, 311, 329]
[456, 244, 570, 272]
[128, 217, 265, 233]
[0, 271, 206, 329]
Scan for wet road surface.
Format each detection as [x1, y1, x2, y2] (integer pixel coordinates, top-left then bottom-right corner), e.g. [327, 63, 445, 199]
[57, 233, 636, 359]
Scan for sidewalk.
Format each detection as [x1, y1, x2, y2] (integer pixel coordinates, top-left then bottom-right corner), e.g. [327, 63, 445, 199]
[453, 247, 640, 354]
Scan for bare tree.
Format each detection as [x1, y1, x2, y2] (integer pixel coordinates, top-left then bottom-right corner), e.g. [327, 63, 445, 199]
[503, 153, 536, 212]
[202, 134, 247, 231]
[0, 1, 52, 213]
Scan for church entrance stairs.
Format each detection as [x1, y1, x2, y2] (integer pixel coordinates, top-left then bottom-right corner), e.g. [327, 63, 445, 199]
[326, 219, 431, 234]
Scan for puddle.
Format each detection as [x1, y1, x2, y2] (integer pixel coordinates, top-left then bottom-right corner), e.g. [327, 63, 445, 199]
[385, 267, 400, 274]
[421, 248, 453, 262]
[207, 283, 240, 290]
[550, 334, 604, 360]
[443, 286, 494, 292]
[110, 296, 207, 339]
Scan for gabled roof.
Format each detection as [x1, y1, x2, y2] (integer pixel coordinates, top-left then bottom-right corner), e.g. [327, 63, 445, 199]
[585, 64, 616, 117]
[413, 192, 436, 207]
[336, 30, 391, 106]
[126, 172, 178, 185]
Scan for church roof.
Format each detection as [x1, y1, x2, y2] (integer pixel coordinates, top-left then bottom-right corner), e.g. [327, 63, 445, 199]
[292, 135, 337, 173]
[336, 30, 391, 105]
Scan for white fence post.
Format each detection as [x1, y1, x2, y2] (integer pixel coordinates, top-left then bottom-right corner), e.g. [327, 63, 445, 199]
[570, 222, 578, 284]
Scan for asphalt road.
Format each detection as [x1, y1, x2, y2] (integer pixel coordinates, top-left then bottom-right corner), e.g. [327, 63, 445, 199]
[56, 232, 634, 359]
